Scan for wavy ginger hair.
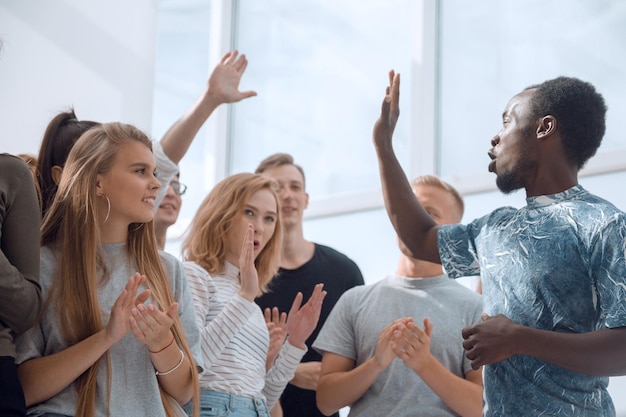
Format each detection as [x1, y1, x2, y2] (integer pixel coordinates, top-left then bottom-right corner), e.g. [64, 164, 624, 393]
[41, 122, 199, 417]
[182, 173, 283, 292]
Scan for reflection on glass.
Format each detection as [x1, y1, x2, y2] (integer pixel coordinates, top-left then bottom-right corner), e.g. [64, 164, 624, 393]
[232, 0, 414, 199]
[439, 0, 626, 178]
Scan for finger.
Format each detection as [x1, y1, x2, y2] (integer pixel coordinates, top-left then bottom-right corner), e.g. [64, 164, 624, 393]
[264, 308, 271, 323]
[129, 316, 146, 341]
[289, 292, 304, 316]
[222, 50, 236, 64]
[461, 325, 476, 339]
[481, 312, 491, 321]
[239, 90, 258, 99]
[135, 289, 151, 305]
[279, 312, 287, 326]
[234, 54, 247, 71]
[391, 72, 400, 96]
[423, 318, 434, 338]
[388, 69, 394, 87]
[165, 302, 179, 320]
[133, 304, 158, 332]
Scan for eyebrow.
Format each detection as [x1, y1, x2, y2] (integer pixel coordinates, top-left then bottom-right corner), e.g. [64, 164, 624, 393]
[129, 162, 156, 170]
[245, 204, 277, 217]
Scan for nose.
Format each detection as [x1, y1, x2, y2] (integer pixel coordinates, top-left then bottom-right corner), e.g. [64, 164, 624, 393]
[252, 218, 264, 235]
[152, 177, 162, 191]
[491, 135, 500, 147]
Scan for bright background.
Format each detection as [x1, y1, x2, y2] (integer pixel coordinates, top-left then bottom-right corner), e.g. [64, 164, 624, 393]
[2, 1, 626, 414]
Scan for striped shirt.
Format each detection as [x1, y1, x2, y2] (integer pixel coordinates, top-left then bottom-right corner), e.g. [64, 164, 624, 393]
[184, 261, 305, 408]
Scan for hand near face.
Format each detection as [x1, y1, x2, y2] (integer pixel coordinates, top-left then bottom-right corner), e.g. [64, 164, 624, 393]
[373, 70, 401, 149]
[462, 313, 520, 369]
[285, 283, 327, 349]
[207, 50, 257, 104]
[265, 307, 287, 371]
[104, 273, 150, 344]
[390, 318, 435, 374]
[238, 224, 260, 301]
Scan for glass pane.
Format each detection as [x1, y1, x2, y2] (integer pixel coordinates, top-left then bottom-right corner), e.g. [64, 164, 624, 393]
[231, 0, 414, 198]
[438, 0, 626, 178]
[153, 0, 212, 245]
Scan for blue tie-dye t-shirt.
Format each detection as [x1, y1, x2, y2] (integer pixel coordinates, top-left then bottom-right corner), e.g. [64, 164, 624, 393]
[438, 185, 626, 417]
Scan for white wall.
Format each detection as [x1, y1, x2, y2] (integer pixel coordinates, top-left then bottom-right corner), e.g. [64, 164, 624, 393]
[0, 0, 157, 156]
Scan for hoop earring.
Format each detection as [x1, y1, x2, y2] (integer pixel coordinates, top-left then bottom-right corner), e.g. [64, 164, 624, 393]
[102, 195, 111, 225]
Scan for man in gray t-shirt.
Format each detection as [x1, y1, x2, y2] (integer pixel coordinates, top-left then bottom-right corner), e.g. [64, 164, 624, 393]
[372, 72, 626, 416]
[314, 176, 483, 417]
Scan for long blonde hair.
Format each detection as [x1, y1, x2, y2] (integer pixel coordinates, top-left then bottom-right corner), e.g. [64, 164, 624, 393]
[182, 173, 283, 292]
[41, 122, 199, 417]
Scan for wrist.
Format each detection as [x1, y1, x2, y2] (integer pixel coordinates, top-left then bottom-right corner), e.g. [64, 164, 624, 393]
[148, 333, 175, 354]
[286, 335, 306, 350]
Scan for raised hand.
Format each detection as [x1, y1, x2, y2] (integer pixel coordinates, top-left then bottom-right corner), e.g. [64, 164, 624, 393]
[391, 318, 435, 374]
[130, 300, 178, 353]
[373, 70, 400, 149]
[285, 283, 327, 349]
[238, 224, 260, 301]
[462, 313, 520, 369]
[104, 273, 148, 344]
[265, 307, 287, 371]
[207, 50, 257, 104]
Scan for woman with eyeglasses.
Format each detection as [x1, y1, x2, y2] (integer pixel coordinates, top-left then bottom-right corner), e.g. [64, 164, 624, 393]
[155, 173, 187, 251]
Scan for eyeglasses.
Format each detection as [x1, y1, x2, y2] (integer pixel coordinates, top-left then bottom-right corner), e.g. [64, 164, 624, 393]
[169, 180, 187, 196]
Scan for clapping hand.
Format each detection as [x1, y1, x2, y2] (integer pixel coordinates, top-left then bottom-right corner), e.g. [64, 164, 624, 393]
[265, 307, 287, 371]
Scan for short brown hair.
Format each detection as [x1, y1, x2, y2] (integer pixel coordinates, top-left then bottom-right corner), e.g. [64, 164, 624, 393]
[410, 175, 464, 219]
[255, 153, 306, 189]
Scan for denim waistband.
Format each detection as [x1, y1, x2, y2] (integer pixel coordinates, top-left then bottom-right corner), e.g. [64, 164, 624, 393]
[201, 390, 267, 412]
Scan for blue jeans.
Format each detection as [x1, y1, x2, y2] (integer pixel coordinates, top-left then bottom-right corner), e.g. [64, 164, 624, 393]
[199, 390, 269, 417]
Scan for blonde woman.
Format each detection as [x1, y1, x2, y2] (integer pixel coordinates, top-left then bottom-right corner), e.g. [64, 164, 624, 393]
[182, 173, 326, 417]
[16, 123, 201, 417]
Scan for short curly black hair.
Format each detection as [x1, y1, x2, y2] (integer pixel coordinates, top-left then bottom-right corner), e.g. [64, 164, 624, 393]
[524, 77, 607, 170]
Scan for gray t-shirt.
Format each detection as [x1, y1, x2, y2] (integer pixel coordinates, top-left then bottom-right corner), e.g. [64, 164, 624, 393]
[16, 243, 201, 417]
[438, 185, 626, 417]
[313, 274, 482, 417]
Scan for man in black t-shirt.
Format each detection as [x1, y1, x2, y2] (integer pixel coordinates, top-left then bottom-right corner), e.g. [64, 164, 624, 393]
[255, 153, 364, 417]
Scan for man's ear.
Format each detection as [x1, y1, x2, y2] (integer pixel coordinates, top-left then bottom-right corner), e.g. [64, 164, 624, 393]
[51, 165, 63, 185]
[537, 115, 556, 140]
[304, 192, 310, 210]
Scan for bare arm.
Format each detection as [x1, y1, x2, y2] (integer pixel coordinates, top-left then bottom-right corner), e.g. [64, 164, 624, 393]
[373, 70, 440, 263]
[392, 320, 482, 417]
[317, 319, 407, 416]
[160, 50, 257, 164]
[463, 314, 626, 376]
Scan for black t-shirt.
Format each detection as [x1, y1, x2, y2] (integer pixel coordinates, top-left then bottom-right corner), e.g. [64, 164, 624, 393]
[256, 243, 364, 417]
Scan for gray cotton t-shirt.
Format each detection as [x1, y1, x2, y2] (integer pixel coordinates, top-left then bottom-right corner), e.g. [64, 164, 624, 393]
[313, 274, 482, 417]
[16, 243, 202, 417]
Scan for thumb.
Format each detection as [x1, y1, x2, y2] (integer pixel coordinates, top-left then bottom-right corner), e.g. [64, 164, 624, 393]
[423, 318, 434, 337]
[135, 289, 151, 305]
[481, 312, 491, 322]
[165, 302, 179, 320]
